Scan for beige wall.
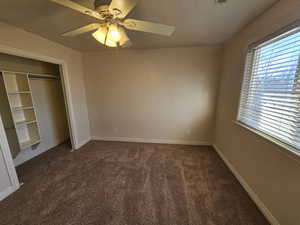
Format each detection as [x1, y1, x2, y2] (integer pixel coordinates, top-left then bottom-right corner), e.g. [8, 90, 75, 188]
[83, 47, 223, 143]
[0, 22, 90, 148]
[214, 1, 300, 224]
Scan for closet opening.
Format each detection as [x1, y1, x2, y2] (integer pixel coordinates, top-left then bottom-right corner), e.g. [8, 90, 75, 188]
[0, 53, 73, 168]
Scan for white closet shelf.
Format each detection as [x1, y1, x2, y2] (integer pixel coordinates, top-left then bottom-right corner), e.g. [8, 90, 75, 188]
[12, 106, 34, 111]
[16, 120, 37, 126]
[8, 91, 31, 95]
[20, 138, 40, 149]
[2, 70, 28, 75]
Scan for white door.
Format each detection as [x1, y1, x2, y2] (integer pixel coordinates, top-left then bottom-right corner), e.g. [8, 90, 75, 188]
[0, 114, 19, 201]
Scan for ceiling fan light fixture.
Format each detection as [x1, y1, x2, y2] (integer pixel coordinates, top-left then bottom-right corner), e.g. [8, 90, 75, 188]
[107, 24, 121, 42]
[105, 39, 118, 47]
[92, 25, 118, 48]
[92, 26, 107, 44]
[118, 27, 131, 47]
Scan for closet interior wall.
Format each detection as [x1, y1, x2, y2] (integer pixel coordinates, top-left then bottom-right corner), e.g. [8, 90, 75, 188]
[0, 53, 69, 166]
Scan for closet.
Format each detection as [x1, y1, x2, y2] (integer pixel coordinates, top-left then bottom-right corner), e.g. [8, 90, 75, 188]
[0, 53, 70, 166]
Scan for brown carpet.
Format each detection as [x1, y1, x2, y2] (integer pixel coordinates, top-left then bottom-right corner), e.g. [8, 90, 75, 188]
[0, 141, 270, 225]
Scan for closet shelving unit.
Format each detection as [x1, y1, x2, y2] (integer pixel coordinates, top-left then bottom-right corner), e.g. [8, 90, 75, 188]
[1, 71, 42, 151]
[0, 70, 60, 158]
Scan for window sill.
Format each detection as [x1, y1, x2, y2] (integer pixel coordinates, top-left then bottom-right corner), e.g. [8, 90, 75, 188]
[234, 121, 300, 164]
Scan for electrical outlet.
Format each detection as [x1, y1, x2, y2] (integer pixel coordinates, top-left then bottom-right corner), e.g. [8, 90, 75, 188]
[215, 0, 227, 3]
[114, 127, 119, 134]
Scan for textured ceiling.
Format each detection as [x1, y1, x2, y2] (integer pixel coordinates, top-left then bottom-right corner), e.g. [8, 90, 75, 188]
[0, 0, 278, 51]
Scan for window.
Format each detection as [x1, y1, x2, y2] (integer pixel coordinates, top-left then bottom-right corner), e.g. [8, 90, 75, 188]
[238, 24, 300, 153]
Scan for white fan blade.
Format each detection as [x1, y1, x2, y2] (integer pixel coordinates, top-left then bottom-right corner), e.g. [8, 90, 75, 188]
[62, 23, 101, 37]
[122, 19, 175, 36]
[109, 0, 139, 19]
[51, 0, 104, 20]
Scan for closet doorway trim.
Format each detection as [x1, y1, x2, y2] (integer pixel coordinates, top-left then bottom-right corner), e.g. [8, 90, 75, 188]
[0, 44, 77, 148]
[0, 45, 79, 153]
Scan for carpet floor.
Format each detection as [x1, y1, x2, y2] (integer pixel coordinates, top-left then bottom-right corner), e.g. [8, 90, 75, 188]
[0, 141, 270, 225]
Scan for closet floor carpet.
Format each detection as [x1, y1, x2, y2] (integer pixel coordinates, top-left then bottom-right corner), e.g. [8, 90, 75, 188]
[0, 141, 270, 225]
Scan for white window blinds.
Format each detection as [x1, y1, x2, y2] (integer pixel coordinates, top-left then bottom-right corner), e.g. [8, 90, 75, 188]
[238, 26, 300, 152]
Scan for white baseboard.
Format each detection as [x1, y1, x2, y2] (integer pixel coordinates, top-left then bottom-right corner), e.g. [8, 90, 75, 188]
[75, 137, 91, 149]
[14, 139, 71, 167]
[92, 136, 211, 146]
[0, 186, 16, 201]
[212, 144, 280, 225]
[14, 146, 52, 167]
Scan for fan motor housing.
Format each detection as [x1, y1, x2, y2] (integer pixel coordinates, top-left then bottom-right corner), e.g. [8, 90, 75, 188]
[94, 0, 122, 18]
[94, 0, 111, 8]
[94, 0, 110, 11]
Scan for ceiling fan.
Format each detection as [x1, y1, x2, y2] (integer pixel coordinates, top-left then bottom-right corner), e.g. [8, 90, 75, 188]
[50, 0, 176, 48]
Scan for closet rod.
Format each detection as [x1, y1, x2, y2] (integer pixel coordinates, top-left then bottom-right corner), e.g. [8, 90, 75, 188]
[29, 74, 60, 80]
[1, 71, 60, 80]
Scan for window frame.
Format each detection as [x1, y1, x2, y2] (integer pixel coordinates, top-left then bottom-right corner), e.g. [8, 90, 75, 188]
[236, 20, 300, 159]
